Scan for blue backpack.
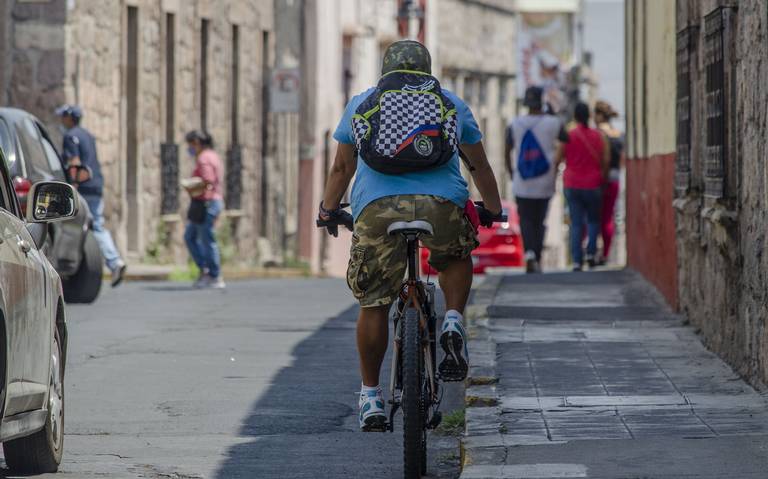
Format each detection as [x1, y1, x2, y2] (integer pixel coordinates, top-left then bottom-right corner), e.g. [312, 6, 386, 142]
[517, 122, 550, 180]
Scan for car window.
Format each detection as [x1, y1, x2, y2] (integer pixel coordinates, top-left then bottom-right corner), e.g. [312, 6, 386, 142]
[0, 118, 20, 178]
[39, 128, 67, 182]
[16, 117, 54, 181]
[0, 154, 11, 213]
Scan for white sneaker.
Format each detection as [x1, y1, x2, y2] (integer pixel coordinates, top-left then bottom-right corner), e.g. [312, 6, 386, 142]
[439, 313, 469, 382]
[525, 250, 540, 274]
[358, 388, 386, 431]
[208, 276, 226, 289]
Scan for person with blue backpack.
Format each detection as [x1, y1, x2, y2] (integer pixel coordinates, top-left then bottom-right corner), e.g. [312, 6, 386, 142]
[505, 86, 569, 273]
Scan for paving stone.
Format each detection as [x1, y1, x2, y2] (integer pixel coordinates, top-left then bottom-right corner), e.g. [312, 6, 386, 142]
[461, 270, 768, 477]
[461, 463, 588, 479]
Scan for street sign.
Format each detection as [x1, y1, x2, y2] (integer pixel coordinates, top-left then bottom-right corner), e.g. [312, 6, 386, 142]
[270, 67, 300, 113]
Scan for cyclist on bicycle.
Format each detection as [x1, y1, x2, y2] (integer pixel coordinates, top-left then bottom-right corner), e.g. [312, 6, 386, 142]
[318, 40, 503, 431]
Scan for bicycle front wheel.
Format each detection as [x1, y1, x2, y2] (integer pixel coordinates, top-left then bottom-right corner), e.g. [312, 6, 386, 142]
[402, 306, 424, 478]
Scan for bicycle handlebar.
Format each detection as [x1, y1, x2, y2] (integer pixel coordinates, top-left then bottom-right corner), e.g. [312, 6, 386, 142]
[316, 201, 508, 237]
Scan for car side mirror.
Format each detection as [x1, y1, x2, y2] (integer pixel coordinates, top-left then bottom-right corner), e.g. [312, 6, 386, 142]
[25, 181, 79, 223]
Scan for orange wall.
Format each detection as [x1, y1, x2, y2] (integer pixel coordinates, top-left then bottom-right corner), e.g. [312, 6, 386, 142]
[626, 153, 678, 309]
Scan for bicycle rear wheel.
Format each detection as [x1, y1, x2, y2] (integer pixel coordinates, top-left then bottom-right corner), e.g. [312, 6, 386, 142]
[402, 306, 424, 478]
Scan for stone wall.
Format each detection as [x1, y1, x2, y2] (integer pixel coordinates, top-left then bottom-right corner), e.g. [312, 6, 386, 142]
[436, 0, 516, 196]
[4, 0, 283, 266]
[2, 0, 67, 125]
[674, 0, 768, 387]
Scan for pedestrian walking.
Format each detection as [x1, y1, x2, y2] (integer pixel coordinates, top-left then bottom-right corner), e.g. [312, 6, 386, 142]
[56, 104, 126, 287]
[505, 86, 568, 273]
[562, 102, 610, 271]
[182, 130, 225, 289]
[594, 100, 624, 264]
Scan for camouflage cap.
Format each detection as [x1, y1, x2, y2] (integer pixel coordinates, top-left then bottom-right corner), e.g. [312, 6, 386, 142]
[381, 40, 432, 75]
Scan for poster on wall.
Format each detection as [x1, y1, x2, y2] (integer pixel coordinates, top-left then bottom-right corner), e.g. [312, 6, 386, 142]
[270, 68, 300, 113]
[517, 12, 575, 114]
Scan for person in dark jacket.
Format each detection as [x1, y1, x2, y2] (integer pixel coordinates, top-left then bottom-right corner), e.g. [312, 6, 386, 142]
[56, 104, 126, 287]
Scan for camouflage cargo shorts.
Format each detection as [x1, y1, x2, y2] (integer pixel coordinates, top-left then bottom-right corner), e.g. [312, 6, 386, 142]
[347, 195, 479, 308]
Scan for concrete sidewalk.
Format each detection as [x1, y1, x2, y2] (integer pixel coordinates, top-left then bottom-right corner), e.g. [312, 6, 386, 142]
[462, 270, 768, 479]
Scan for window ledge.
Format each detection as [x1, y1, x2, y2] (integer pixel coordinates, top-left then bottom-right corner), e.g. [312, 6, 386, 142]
[673, 197, 700, 215]
[161, 214, 182, 223]
[701, 204, 737, 228]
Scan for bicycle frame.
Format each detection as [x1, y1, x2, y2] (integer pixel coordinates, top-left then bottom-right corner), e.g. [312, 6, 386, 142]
[387, 232, 439, 431]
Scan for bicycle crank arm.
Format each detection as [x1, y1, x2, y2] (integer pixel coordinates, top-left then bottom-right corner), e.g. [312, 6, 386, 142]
[387, 401, 400, 432]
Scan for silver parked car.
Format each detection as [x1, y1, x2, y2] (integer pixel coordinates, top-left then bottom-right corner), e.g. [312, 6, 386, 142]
[0, 107, 104, 304]
[0, 148, 76, 472]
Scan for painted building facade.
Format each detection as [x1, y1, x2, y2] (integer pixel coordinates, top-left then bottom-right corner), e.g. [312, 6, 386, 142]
[624, 0, 678, 307]
[626, 0, 768, 387]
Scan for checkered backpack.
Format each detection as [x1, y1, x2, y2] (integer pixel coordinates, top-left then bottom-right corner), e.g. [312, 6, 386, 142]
[351, 71, 459, 175]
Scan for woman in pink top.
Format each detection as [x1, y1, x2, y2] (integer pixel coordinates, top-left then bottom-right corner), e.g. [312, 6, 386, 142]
[183, 130, 225, 288]
[561, 103, 610, 271]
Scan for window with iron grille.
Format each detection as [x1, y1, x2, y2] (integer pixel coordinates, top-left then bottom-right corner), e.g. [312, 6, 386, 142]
[160, 143, 179, 214]
[703, 9, 726, 198]
[675, 26, 696, 195]
[161, 13, 179, 215]
[226, 24, 242, 211]
[226, 145, 242, 210]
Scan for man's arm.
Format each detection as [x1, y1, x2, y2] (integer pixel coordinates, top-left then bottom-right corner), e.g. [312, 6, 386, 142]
[504, 143, 513, 178]
[504, 125, 514, 178]
[62, 134, 90, 184]
[321, 143, 357, 211]
[553, 142, 564, 168]
[461, 142, 503, 216]
[62, 134, 81, 165]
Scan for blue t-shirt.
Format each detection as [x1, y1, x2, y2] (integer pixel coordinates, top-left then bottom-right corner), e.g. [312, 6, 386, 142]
[334, 88, 482, 219]
[62, 126, 104, 196]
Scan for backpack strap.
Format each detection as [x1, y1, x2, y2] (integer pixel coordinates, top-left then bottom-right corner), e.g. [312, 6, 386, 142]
[458, 148, 475, 171]
[518, 116, 546, 144]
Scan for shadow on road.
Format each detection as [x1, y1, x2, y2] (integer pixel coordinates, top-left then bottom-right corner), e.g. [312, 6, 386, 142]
[213, 300, 460, 478]
[213, 304, 361, 478]
[142, 285, 201, 292]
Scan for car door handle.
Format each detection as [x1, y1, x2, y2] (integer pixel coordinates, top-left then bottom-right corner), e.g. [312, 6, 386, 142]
[17, 240, 31, 255]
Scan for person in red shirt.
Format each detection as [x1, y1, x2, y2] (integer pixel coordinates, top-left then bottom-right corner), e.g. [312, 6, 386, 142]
[183, 130, 225, 288]
[562, 103, 610, 271]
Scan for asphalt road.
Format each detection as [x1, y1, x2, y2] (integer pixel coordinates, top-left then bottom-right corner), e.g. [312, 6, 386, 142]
[0, 279, 462, 478]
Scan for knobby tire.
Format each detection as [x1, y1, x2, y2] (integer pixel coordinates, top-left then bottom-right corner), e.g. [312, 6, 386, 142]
[402, 306, 424, 478]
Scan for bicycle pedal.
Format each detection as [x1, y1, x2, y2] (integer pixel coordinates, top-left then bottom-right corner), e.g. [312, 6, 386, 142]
[362, 418, 389, 433]
[427, 411, 442, 430]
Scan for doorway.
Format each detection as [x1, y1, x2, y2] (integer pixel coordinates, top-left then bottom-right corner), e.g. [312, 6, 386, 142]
[125, 6, 139, 252]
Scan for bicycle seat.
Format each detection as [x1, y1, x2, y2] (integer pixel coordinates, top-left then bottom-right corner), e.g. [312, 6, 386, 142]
[387, 220, 434, 236]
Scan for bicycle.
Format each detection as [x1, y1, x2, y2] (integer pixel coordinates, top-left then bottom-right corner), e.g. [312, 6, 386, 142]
[318, 202, 506, 479]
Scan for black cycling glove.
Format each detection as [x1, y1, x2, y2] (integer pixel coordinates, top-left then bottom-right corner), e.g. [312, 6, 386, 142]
[316, 202, 354, 237]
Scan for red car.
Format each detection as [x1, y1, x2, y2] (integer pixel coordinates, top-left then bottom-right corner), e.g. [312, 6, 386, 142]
[421, 201, 524, 274]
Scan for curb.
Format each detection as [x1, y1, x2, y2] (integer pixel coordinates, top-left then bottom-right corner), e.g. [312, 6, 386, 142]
[460, 273, 507, 478]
